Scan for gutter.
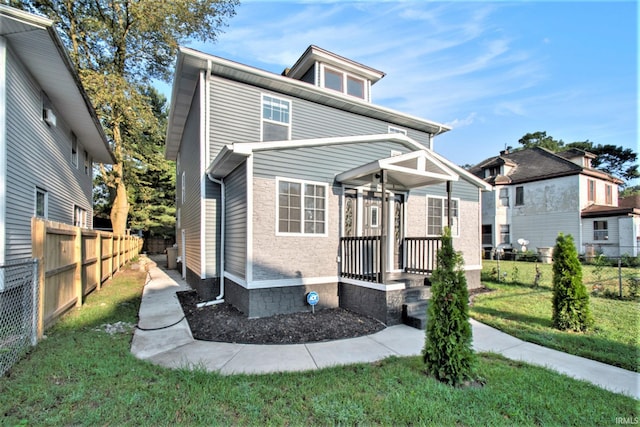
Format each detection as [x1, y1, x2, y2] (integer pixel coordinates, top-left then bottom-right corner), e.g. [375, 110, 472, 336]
[197, 175, 226, 308]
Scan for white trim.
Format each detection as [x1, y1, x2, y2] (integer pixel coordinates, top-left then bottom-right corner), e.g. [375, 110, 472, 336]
[246, 155, 254, 283]
[199, 69, 207, 278]
[339, 277, 406, 291]
[248, 276, 338, 289]
[224, 271, 247, 288]
[320, 63, 367, 100]
[275, 176, 329, 237]
[0, 38, 6, 264]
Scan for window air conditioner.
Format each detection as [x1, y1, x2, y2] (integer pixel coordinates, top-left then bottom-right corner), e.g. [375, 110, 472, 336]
[43, 108, 57, 127]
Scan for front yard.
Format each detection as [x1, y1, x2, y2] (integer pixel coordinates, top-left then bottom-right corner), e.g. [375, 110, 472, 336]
[0, 262, 637, 425]
[473, 260, 639, 372]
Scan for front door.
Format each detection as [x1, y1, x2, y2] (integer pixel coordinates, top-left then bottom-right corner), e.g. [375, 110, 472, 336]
[343, 189, 405, 270]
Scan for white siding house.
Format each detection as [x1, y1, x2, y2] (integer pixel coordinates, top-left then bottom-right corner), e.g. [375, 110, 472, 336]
[0, 5, 114, 264]
[469, 147, 635, 259]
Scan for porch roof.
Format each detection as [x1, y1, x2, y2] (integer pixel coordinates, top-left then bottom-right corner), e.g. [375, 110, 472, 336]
[335, 150, 459, 190]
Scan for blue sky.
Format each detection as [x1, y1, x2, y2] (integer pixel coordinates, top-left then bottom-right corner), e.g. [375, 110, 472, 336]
[160, 1, 637, 169]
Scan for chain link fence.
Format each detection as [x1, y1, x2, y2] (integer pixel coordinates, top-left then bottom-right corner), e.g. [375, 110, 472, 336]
[0, 259, 39, 376]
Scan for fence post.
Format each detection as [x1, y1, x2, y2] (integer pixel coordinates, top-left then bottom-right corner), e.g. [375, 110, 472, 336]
[618, 257, 623, 298]
[74, 225, 82, 307]
[96, 232, 102, 291]
[31, 259, 39, 346]
[31, 217, 46, 340]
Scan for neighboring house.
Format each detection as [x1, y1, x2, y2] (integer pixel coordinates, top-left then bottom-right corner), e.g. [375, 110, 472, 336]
[0, 5, 114, 264]
[468, 147, 636, 259]
[165, 45, 490, 325]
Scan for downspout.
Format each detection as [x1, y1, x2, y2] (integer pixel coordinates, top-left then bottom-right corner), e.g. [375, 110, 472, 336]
[197, 175, 225, 308]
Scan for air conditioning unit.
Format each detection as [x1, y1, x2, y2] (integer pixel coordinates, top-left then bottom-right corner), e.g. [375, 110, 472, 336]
[43, 108, 57, 127]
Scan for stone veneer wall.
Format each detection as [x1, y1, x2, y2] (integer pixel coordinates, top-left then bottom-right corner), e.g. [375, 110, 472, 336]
[339, 283, 407, 326]
[185, 267, 219, 301]
[224, 278, 339, 318]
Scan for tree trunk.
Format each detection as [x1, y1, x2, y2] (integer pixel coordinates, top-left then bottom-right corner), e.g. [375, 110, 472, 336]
[110, 176, 129, 235]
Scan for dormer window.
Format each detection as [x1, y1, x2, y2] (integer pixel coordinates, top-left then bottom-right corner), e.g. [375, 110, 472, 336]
[321, 65, 366, 99]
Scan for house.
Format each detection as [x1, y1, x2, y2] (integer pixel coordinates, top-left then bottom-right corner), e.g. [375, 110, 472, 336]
[165, 45, 490, 325]
[468, 147, 637, 259]
[0, 5, 114, 264]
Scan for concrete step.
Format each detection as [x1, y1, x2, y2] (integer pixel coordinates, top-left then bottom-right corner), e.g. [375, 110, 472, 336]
[403, 287, 432, 303]
[404, 313, 427, 330]
[402, 299, 429, 330]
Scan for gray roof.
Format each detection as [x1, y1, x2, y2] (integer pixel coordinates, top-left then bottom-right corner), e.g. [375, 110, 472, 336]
[0, 5, 114, 164]
[468, 147, 622, 185]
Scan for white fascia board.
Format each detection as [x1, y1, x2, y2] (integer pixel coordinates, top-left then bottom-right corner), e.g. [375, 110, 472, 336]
[384, 164, 458, 182]
[429, 149, 493, 192]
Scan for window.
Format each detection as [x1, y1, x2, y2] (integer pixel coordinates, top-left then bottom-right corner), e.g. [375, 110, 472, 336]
[482, 224, 492, 246]
[427, 197, 459, 236]
[71, 133, 78, 168]
[322, 66, 366, 99]
[277, 179, 327, 235]
[515, 186, 524, 206]
[83, 151, 90, 175]
[588, 179, 596, 202]
[388, 126, 407, 136]
[324, 68, 343, 92]
[35, 188, 47, 218]
[499, 188, 509, 206]
[74, 205, 87, 228]
[346, 75, 364, 98]
[594, 221, 608, 240]
[262, 95, 291, 141]
[370, 206, 379, 228]
[180, 171, 185, 205]
[605, 184, 612, 205]
[500, 224, 510, 244]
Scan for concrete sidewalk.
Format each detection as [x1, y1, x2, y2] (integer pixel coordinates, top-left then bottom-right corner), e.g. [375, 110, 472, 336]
[131, 257, 639, 399]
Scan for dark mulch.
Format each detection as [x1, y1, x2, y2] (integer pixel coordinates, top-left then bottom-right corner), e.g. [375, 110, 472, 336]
[176, 290, 386, 344]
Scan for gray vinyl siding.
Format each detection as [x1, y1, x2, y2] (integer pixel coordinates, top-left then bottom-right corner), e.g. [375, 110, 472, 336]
[177, 79, 203, 277]
[253, 141, 412, 183]
[224, 162, 247, 279]
[207, 75, 433, 163]
[203, 180, 221, 277]
[4, 45, 93, 262]
[412, 179, 480, 202]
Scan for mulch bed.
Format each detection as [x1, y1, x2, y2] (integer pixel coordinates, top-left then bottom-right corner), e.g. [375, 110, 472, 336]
[176, 290, 386, 345]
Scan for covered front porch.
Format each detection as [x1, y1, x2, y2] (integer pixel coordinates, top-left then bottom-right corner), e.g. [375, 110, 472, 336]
[336, 150, 458, 286]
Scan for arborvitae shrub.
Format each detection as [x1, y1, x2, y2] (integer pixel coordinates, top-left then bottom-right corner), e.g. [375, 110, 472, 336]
[552, 233, 593, 331]
[423, 227, 475, 386]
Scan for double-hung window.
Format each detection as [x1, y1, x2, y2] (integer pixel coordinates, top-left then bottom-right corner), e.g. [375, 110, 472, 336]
[515, 186, 524, 206]
[277, 178, 327, 236]
[74, 205, 87, 228]
[594, 221, 608, 240]
[427, 196, 459, 237]
[35, 187, 47, 218]
[500, 224, 510, 244]
[262, 95, 291, 141]
[605, 184, 612, 205]
[71, 133, 78, 168]
[588, 179, 596, 202]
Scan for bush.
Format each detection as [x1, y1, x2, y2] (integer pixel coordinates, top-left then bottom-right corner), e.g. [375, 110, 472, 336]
[552, 234, 593, 331]
[423, 228, 476, 386]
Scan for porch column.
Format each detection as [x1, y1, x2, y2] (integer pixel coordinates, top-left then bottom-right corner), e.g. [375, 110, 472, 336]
[380, 169, 387, 285]
[446, 180, 453, 228]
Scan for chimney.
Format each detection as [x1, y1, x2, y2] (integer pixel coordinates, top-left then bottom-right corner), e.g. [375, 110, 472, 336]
[500, 149, 509, 156]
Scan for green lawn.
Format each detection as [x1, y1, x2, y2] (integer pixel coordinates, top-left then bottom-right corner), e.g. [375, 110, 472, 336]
[473, 260, 640, 372]
[0, 263, 637, 425]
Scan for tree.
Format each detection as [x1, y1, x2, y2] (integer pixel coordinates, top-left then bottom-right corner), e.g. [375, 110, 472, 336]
[518, 131, 564, 152]
[566, 141, 639, 184]
[517, 132, 639, 186]
[17, 0, 238, 233]
[552, 233, 593, 332]
[423, 228, 476, 386]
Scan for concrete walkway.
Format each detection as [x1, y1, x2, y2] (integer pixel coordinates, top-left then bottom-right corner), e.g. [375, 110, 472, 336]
[130, 257, 639, 399]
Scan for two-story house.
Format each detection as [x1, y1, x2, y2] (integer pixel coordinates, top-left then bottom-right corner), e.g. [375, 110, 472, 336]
[165, 45, 490, 325]
[469, 147, 636, 259]
[0, 5, 114, 265]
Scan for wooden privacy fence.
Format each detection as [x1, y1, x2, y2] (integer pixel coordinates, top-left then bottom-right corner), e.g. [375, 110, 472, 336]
[31, 218, 143, 337]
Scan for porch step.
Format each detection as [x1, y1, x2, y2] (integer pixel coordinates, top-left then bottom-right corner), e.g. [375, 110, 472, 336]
[402, 299, 429, 330]
[387, 273, 431, 288]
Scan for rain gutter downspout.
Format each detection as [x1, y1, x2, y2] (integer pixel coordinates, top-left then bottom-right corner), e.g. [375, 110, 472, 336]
[197, 174, 225, 308]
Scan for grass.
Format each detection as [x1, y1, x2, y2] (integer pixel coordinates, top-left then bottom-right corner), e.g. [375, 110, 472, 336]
[0, 263, 637, 425]
[473, 260, 640, 372]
